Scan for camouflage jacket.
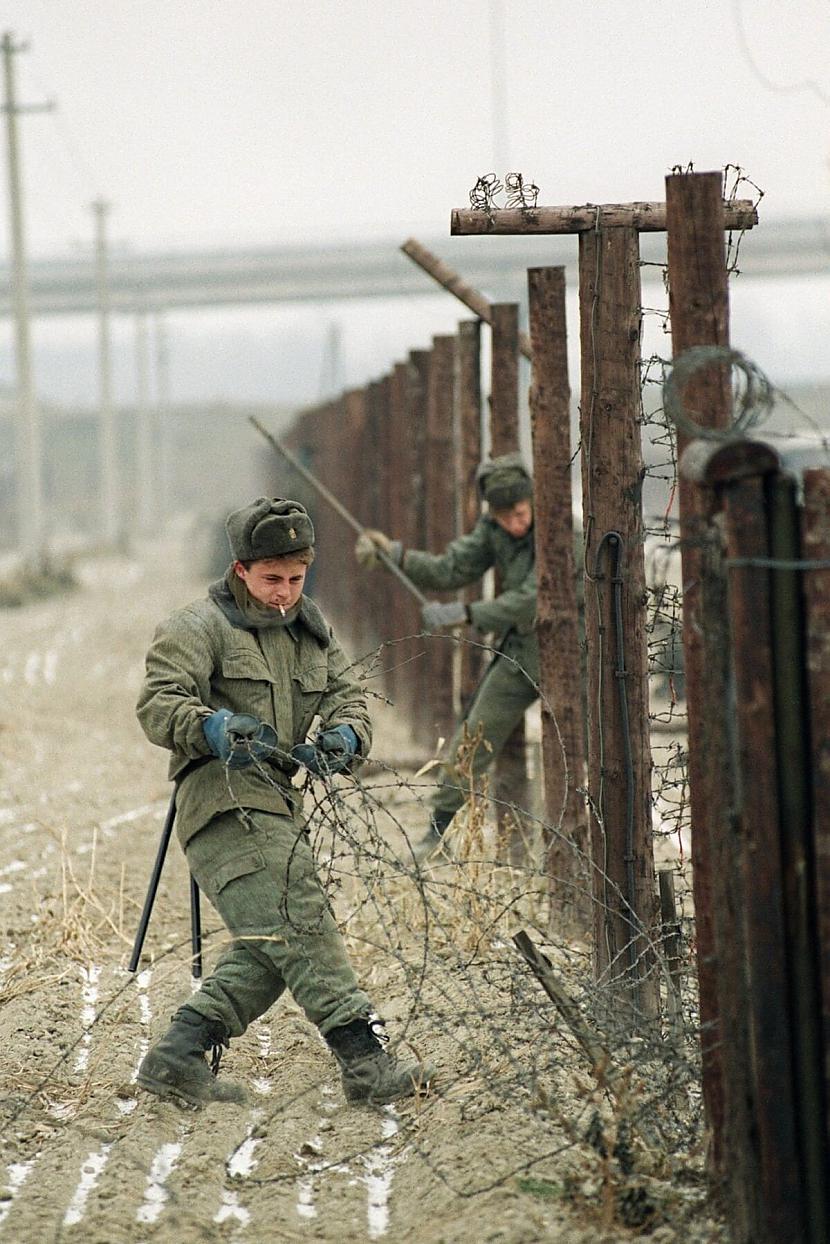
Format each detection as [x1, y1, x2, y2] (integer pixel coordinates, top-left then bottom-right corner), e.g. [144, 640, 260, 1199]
[403, 517, 538, 677]
[136, 578, 371, 844]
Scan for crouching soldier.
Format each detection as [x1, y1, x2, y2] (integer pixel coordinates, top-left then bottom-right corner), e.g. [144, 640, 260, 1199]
[355, 453, 537, 857]
[135, 497, 433, 1108]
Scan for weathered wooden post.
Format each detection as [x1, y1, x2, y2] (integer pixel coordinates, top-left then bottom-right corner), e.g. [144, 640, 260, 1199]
[665, 169, 744, 1175]
[424, 335, 458, 743]
[578, 223, 658, 1017]
[801, 468, 830, 1140]
[490, 302, 531, 854]
[450, 194, 758, 1019]
[456, 319, 484, 704]
[406, 349, 434, 749]
[527, 266, 590, 937]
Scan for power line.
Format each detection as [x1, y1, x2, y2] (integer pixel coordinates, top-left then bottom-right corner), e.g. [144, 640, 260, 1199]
[732, 0, 830, 106]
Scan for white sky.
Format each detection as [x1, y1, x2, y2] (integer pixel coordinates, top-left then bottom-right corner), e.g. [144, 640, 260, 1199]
[0, 0, 828, 402]
[2, 0, 828, 255]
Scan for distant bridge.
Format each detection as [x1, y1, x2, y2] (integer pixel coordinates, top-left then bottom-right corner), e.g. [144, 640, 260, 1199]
[0, 216, 827, 318]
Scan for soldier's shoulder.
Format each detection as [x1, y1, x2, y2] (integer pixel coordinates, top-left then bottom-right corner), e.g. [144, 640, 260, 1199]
[298, 596, 333, 647]
[154, 596, 223, 640]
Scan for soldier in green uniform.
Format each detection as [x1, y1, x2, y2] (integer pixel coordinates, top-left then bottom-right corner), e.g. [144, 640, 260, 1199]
[136, 497, 432, 1108]
[355, 453, 537, 856]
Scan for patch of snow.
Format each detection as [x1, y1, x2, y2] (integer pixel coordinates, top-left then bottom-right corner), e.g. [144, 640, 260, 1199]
[0, 1161, 34, 1228]
[136, 1138, 183, 1225]
[63, 1144, 113, 1227]
[364, 1107, 400, 1239]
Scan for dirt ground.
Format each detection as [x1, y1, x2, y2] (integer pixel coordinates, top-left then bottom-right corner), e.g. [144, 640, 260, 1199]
[0, 538, 724, 1243]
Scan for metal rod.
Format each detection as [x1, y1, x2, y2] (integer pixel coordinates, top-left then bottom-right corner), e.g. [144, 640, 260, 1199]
[128, 791, 177, 972]
[249, 415, 428, 605]
[190, 874, 203, 980]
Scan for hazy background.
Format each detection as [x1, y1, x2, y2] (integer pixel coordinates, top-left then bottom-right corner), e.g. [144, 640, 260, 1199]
[0, 1, 828, 421]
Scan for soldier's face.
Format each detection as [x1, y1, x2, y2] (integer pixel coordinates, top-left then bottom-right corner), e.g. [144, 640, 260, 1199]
[491, 499, 533, 539]
[234, 557, 308, 612]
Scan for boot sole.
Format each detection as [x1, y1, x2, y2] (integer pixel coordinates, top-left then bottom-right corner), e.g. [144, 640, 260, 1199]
[137, 1071, 246, 1109]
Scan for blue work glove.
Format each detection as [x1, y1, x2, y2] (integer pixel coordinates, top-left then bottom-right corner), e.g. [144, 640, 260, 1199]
[292, 724, 359, 776]
[203, 709, 278, 769]
[421, 600, 469, 630]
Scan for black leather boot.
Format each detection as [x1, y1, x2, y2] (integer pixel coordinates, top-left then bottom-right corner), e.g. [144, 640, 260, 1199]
[137, 1005, 246, 1108]
[326, 1019, 434, 1105]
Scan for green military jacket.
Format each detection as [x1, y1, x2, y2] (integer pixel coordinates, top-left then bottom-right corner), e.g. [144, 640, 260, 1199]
[403, 516, 538, 680]
[136, 574, 372, 845]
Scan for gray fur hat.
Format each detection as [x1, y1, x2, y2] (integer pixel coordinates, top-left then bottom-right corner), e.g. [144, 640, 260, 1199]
[226, 497, 315, 561]
[476, 452, 533, 510]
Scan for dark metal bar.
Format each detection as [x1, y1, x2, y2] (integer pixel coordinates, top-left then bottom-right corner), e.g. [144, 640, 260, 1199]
[456, 319, 484, 705]
[128, 791, 177, 972]
[189, 874, 203, 980]
[723, 474, 805, 1243]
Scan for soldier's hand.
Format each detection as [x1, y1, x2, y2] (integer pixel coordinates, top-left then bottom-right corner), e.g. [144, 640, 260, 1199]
[354, 529, 403, 569]
[292, 724, 359, 776]
[204, 709, 278, 769]
[421, 600, 469, 630]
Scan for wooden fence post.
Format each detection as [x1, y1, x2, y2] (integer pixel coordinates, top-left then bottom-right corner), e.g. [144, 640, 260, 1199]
[424, 335, 458, 744]
[578, 225, 659, 1020]
[665, 170, 736, 1173]
[527, 266, 591, 937]
[456, 319, 484, 705]
[801, 468, 830, 1158]
[406, 349, 433, 750]
[490, 302, 531, 854]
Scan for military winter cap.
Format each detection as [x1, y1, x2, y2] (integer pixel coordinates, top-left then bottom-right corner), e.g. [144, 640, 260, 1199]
[226, 497, 315, 561]
[476, 452, 533, 510]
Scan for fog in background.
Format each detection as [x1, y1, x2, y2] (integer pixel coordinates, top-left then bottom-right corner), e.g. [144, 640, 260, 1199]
[1, 0, 828, 408]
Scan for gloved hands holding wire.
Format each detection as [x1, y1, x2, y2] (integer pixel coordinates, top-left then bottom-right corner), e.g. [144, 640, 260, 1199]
[292, 724, 360, 776]
[203, 709, 278, 769]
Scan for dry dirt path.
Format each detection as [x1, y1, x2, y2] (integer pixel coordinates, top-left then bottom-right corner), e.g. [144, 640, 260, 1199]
[0, 542, 721, 1243]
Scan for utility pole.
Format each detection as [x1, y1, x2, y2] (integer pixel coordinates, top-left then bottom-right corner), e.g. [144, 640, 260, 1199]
[92, 197, 119, 546]
[134, 305, 154, 533]
[1, 32, 53, 563]
[154, 311, 171, 522]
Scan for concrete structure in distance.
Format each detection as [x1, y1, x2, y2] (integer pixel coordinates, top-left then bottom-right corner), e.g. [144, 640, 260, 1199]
[0, 216, 827, 318]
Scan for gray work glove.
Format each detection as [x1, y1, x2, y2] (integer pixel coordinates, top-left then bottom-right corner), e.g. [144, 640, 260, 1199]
[354, 529, 404, 569]
[204, 709, 278, 769]
[421, 600, 469, 629]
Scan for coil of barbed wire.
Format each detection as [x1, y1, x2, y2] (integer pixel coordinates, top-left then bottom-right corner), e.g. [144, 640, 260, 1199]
[662, 345, 774, 440]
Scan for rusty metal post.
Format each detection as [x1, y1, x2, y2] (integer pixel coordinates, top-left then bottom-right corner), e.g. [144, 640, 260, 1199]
[490, 302, 531, 850]
[721, 474, 805, 1244]
[665, 170, 735, 1170]
[527, 266, 591, 937]
[456, 319, 484, 704]
[578, 226, 659, 1020]
[423, 336, 457, 743]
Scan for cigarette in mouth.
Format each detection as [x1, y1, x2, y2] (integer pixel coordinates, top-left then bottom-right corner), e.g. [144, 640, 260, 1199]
[278, 604, 286, 617]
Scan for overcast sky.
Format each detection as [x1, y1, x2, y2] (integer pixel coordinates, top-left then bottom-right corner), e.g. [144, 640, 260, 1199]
[2, 0, 828, 254]
[0, 1, 828, 402]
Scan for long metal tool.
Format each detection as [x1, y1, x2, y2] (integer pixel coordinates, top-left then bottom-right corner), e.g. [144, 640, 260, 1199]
[128, 791, 177, 972]
[249, 415, 428, 606]
[128, 791, 204, 976]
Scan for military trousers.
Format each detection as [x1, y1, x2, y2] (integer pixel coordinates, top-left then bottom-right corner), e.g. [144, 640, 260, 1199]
[183, 808, 371, 1038]
[433, 645, 538, 817]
